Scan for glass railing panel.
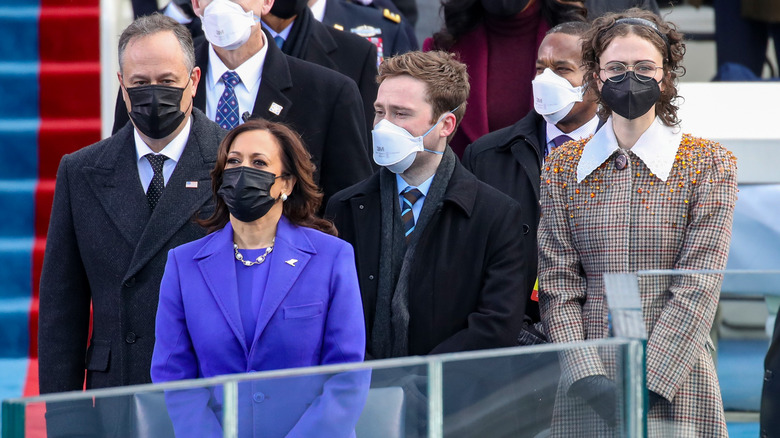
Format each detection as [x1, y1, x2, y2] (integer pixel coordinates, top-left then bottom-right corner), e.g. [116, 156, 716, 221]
[439, 340, 643, 438]
[622, 270, 780, 437]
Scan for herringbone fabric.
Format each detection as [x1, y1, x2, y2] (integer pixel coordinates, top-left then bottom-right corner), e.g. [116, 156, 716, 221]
[538, 133, 738, 437]
[400, 187, 423, 241]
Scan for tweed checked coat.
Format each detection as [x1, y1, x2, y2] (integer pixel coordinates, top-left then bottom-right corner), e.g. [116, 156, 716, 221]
[538, 118, 738, 437]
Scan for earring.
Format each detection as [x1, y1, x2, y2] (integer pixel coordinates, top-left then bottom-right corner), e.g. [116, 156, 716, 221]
[280, 193, 288, 202]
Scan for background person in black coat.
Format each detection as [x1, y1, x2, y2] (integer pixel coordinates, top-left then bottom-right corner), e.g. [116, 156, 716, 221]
[462, 21, 599, 324]
[314, 0, 418, 60]
[326, 50, 527, 437]
[761, 313, 780, 438]
[39, 15, 226, 436]
[113, 0, 372, 209]
[263, 1, 380, 137]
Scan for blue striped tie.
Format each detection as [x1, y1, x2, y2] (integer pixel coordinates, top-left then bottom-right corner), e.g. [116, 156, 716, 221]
[216, 71, 241, 130]
[401, 187, 423, 242]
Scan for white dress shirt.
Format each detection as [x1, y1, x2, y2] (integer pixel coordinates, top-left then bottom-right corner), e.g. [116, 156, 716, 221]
[309, 0, 327, 22]
[133, 116, 191, 191]
[545, 115, 600, 158]
[205, 32, 268, 122]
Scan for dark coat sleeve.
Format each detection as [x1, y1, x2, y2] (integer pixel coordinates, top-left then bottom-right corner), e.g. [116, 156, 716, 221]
[38, 154, 92, 394]
[318, 80, 373, 208]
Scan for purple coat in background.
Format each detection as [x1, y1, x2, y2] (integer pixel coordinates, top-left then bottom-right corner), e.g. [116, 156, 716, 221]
[151, 216, 369, 437]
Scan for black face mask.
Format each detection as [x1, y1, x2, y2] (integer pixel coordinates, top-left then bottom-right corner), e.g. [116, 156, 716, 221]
[218, 166, 283, 223]
[600, 74, 661, 120]
[270, 0, 308, 19]
[480, 0, 530, 16]
[125, 81, 190, 139]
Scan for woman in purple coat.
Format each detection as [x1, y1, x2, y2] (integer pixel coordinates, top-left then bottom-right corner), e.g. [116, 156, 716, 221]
[151, 119, 368, 437]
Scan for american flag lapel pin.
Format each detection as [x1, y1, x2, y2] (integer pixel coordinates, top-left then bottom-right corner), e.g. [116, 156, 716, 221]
[186, 181, 198, 189]
[269, 102, 283, 115]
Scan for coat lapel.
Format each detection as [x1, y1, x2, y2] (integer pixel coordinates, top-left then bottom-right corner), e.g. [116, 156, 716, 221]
[195, 223, 248, 356]
[252, 35, 293, 122]
[125, 113, 215, 280]
[249, 216, 314, 352]
[82, 124, 151, 247]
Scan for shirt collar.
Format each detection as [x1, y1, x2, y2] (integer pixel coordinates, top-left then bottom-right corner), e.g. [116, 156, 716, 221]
[207, 31, 268, 90]
[576, 116, 682, 183]
[133, 115, 192, 163]
[396, 173, 435, 197]
[261, 20, 294, 40]
[546, 115, 600, 144]
[309, 0, 326, 22]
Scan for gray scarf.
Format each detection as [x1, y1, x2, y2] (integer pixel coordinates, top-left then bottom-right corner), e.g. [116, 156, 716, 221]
[371, 148, 457, 358]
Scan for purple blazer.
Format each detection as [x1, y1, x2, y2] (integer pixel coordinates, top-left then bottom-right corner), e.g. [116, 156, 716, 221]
[151, 216, 368, 437]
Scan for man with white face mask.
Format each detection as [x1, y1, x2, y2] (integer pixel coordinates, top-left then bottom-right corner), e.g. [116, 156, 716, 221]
[112, 2, 372, 209]
[462, 21, 598, 325]
[326, 50, 527, 437]
[327, 50, 526, 359]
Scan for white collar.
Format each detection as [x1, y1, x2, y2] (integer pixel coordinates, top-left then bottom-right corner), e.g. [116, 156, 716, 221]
[207, 31, 268, 90]
[133, 115, 192, 163]
[309, 0, 327, 22]
[576, 117, 682, 183]
[546, 115, 600, 143]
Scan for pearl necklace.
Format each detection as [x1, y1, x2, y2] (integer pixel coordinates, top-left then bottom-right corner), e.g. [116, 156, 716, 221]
[234, 238, 274, 266]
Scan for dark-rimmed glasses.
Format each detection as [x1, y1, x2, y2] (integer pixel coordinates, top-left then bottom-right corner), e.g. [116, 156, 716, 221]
[600, 61, 662, 82]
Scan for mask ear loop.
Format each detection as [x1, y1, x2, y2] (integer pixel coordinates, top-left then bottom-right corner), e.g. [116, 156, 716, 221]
[421, 104, 462, 155]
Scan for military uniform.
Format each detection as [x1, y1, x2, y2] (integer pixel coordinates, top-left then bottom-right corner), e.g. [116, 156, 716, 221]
[322, 0, 418, 64]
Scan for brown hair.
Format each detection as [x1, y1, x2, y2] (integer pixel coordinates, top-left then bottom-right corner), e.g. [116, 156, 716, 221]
[377, 51, 470, 141]
[198, 119, 337, 236]
[582, 8, 686, 127]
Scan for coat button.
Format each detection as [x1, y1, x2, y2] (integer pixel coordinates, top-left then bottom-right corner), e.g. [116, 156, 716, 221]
[359, 204, 365, 210]
[252, 392, 265, 403]
[123, 277, 136, 288]
[368, 274, 375, 280]
[765, 370, 773, 382]
[125, 332, 137, 344]
[614, 154, 628, 170]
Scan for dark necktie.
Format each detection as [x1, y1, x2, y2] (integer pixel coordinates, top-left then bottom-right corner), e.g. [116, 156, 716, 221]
[401, 187, 423, 242]
[216, 71, 241, 130]
[547, 134, 573, 158]
[145, 153, 168, 211]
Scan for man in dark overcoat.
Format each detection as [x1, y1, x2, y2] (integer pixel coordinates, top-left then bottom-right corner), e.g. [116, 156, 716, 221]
[262, 0, 379, 138]
[326, 50, 528, 437]
[462, 21, 599, 323]
[113, 0, 372, 208]
[38, 15, 225, 435]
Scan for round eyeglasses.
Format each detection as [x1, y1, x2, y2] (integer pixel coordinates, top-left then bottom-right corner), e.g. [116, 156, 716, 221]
[600, 61, 662, 82]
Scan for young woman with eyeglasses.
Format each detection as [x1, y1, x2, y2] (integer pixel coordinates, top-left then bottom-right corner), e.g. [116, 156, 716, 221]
[537, 8, 737, 437]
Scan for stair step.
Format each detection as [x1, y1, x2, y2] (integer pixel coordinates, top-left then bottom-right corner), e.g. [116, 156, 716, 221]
[39, 61, 100, 119]
[39, 6, 99, 63]
[0, 297, 31, 358]
[0, 62, 38, 119]
[0, 238, 33, 300]
[38, 118, 101, 179]
[34, 180, 55, 238]
[0, 181, 35, 238]
[0, 119, 38, 180]
[0, 7, 38, 62]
